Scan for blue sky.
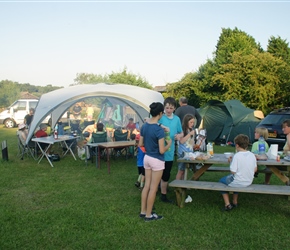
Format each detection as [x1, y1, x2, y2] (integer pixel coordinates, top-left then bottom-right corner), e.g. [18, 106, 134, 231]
[0, 1, 289, 88]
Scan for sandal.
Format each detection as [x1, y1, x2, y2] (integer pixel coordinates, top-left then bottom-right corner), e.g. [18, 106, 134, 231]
[222, 204, 233, 211]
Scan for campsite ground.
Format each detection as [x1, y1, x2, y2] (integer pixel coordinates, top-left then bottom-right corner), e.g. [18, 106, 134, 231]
[0, 126, 290, 249]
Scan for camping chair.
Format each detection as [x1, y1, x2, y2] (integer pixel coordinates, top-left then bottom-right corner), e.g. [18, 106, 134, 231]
[70, 119, 82, 135]
[83, 120, 95, 128]
[113, 129, 130, 159]
[17, 135, 37, 160]
[90, 132, 107, 163]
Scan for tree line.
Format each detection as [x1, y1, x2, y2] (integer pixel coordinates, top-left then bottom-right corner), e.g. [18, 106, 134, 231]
[1, 27, 289, 115]
[165, 27, 290, 114]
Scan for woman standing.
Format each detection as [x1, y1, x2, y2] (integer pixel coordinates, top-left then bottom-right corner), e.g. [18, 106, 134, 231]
[139, 102, 172, 222]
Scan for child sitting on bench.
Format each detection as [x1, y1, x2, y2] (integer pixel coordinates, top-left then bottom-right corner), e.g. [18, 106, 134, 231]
[219, 134, 257, 211]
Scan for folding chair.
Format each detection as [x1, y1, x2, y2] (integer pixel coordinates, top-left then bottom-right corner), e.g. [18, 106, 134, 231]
[90, 132, 107, 163]
[113, 130, 129, 158]
[17, 135, 37, 160]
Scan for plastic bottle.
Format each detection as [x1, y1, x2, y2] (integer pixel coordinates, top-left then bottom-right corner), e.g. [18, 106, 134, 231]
[207, 142, 214, 156]
[258, 136, 266, 155]
[165, 131, 171, 151]
[54, 124, 58, 139]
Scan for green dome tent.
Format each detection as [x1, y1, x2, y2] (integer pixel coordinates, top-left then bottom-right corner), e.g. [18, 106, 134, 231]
[198, 100, 264, 144]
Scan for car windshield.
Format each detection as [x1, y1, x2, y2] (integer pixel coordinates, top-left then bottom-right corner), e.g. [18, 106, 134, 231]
[259, 114, 290, 126]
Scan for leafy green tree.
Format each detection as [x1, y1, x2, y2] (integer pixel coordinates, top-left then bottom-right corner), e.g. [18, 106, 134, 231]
[0, 80, 21, 107]
[73, 73, 108, 85]
[215, 27, 262, 65]
[267, 36, 290, 63]
[74, 67, 152, 89]
[108, 68, 152, 89]
[167, 28, 290, 114]
[212, 49, 288, 113]
[166, 72, 201, 107]
[0, 80, 63, 108]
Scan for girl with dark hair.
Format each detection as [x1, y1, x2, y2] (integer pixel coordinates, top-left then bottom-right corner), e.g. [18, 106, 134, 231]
[139, 102, 172, 222]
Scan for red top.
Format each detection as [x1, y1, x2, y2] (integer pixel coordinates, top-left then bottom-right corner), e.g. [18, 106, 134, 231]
[35, 130, 48, 138]
[126, 122, 136, 130]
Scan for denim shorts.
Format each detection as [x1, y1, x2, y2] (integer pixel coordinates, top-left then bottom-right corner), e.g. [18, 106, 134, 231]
[219, 174, 237, 194]
[219, 174, 234, 185]
[178, 162, 185, 171]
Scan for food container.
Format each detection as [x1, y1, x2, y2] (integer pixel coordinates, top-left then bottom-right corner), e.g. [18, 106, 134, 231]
[224, 152, 234, 159]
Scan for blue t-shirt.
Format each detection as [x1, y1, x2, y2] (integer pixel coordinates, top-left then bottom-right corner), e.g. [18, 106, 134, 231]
[159, 115, 182, 161]
[140, 123, 165, 161]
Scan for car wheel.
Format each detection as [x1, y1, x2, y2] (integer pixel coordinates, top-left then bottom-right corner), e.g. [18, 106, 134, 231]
[5, 119, 15, 128]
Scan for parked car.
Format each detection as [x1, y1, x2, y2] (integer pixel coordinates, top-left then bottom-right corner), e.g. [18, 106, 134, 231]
[0, 98, 69, 128]
[257, 107, 290, 150]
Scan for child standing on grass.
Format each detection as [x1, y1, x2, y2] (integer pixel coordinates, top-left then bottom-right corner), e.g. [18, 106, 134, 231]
[251, 127, 271, 184]
[135, 134, 145, 190]
[158, 97, 183, 203]
[176, 114, 196, 180]
[139, 102, 172, 222]
[219, 134, 257, 211]
[135, 146, 146, 190]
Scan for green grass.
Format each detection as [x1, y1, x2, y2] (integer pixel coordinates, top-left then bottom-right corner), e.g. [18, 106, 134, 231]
[0, 127, 290, 250]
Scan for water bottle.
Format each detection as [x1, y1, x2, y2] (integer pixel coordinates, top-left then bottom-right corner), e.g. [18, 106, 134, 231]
[165, 131, 171, 151]
[258, 136, 266, 155]
[54, 124, 58, 139]
[207, 142, 213, 156]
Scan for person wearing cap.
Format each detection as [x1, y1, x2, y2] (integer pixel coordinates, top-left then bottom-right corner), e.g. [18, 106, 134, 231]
[24, 108, 35, 128]
[17, 123, 29, 145]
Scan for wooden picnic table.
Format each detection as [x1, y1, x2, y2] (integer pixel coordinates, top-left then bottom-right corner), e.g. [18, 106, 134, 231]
[178, 153, 290, 185]
[170, 153, 290, 207]
[96, 140, 136, 173]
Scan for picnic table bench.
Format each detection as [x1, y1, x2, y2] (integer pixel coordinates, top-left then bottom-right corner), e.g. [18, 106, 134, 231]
[171, 154, 290, 207]
[169, 180, 290, 208]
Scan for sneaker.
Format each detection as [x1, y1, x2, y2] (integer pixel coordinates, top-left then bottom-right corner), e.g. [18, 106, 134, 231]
[135, 181, 140, 188]
[139, 212, 157, 218]
[222, 204, 233, 211]
[144, 213, 163, 222]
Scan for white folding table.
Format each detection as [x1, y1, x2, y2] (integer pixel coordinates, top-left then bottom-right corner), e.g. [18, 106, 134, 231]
[32, 135, 79, 167]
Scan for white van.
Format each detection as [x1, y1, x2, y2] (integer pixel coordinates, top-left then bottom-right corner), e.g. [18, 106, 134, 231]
[0, 99, 40, 128]
[0, 99, 68, 128]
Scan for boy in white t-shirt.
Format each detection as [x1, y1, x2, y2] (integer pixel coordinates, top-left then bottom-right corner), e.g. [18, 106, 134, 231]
[219, 134, 257, 211]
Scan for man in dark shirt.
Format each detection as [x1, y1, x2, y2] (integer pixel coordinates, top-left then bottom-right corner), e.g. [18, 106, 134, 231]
[175, 97, 201, 128]
[72, 103, 82, 119]
[24, 108, 34, 128]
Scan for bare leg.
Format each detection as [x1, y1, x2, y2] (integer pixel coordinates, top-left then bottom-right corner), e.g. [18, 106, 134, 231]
[141, 169, 151, 214]
[176, 170, 184, 180]
[222, 193, 230, 206]
[145, 170, 163, 217]
[232, 193, 238, 205]
[140, 175, 145, 188]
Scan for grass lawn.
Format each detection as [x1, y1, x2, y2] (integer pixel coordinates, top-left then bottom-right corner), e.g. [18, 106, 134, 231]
[0, 127, 290, 249]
